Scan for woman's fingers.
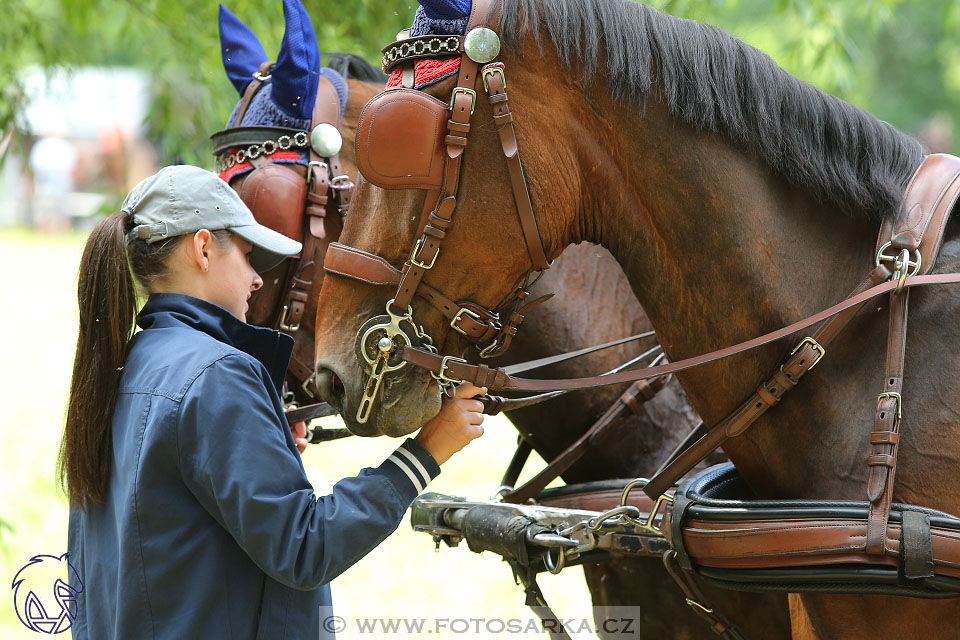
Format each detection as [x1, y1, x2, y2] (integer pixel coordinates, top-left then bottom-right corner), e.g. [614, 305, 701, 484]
[453, 382, 487, 399]
[291, 420, 308, 453]
[465, 399, 485, 413]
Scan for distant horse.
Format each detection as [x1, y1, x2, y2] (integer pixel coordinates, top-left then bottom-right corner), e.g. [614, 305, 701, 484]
[215, 1, 788, 636]
[313, 0, 960, 636]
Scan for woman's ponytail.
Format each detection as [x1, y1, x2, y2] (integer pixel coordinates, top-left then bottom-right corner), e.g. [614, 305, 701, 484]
[60, 212, 138, 507]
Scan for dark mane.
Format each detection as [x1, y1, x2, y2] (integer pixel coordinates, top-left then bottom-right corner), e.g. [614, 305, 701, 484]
[322, 52, 388, 84]
[499, 0, 923, 220]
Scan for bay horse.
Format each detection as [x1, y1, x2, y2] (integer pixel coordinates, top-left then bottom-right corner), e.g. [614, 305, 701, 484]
[215, 1, 788, 635]
[312, 0, 960, 636]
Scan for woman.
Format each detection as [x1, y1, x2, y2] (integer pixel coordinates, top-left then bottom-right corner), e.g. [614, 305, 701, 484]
[60, 165, 486, 639]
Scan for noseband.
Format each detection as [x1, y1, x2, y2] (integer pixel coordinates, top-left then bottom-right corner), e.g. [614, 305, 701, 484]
[322, 0, 555, 422]
[211, 60, 354, 402]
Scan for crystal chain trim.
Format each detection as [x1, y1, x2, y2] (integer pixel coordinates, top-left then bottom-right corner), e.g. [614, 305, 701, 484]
[215, 131, 309, 172]
[381, 36, 462, 72]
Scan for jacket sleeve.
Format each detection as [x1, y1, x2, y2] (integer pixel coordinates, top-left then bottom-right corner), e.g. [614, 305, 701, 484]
[176, 354, 440, 590]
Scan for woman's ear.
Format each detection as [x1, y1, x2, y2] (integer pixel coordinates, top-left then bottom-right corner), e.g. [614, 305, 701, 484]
[189, 229, 214, 273]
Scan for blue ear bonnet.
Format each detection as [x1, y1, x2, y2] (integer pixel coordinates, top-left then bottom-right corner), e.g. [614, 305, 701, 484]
[219, 0, 348, 127]
[411, 0, 470, 36]
[270, 0, 321, 121]
[224, 68, 346, 130]
[219, 4, 268, 94]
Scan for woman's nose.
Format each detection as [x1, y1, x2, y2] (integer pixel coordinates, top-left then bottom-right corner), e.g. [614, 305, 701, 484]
[252, 272, 263, 291]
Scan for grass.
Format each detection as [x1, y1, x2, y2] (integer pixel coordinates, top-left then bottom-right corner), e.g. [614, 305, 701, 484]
[0, 228, 595, 639]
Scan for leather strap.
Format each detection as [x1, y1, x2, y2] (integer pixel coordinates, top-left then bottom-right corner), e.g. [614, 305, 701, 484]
[483, 64, 549, 271]
[508, 561, 573, 640]
[644, 266, 891, 498]
[865, 287, 908, 554]
[498, 438, 533, 491]
[401, 270, 960, 393]
[233, 60, 274, 127]
[663, 551, 748, 640]
[277, 74, 344, 333]
[501, 377, 669, 504]
[325, 242, 527, 345]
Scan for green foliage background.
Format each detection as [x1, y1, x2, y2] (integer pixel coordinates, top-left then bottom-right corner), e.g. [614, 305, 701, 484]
[2, 2, 960, 636]
[3, 0, 960, 170]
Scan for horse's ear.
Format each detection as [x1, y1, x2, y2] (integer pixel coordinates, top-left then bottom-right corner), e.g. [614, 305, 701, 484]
[418, 0, 471, 19]
[219, 4, 269, 95]
[271, 0, 320, 121]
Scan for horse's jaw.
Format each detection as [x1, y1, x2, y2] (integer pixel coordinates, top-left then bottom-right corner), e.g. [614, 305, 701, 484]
[315, 353, 441, 437]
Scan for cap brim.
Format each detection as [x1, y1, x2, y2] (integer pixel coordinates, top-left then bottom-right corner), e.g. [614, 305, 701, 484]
[230, 223, 303, 273]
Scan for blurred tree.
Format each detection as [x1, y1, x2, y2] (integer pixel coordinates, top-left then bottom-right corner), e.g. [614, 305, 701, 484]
[2, 0, 959, 171]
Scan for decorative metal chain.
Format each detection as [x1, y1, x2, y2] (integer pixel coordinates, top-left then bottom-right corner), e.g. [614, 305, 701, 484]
[381, 36, 463, 72]
[215, 131, 310, 172]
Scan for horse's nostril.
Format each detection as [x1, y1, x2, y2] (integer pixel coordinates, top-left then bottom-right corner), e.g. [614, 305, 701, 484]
[315, 367, 347, 413]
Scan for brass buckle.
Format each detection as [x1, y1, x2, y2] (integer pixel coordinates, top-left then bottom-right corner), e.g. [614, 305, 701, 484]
[306, 161, 328, 185]
[450, 308, 481, 336]
[481, 65, 506, 92]
[279, 304, 300, 332]
[790, 337, 826, 370]
[449, 87, 477, 114]
[409, 238, 439, 270]
[437, 356, 467, 384]
[877, 392, 902, 420]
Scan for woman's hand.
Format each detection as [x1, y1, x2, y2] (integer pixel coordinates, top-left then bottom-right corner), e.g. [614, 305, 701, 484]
[415, 383, 486, 465]
[291, 420, 308, 454]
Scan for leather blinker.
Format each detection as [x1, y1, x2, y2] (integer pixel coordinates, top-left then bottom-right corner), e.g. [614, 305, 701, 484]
[238, 163, 307, 244]
[355, 88, 448, 190]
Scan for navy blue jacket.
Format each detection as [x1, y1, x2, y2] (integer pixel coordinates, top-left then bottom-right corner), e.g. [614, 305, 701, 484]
[68, 294, 440, 639]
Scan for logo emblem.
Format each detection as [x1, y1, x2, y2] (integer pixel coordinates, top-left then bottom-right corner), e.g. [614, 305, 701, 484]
[11, 553, 84, 634]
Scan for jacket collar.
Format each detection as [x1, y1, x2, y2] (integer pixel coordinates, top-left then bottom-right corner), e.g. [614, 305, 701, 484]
[137, 293, 293, 392]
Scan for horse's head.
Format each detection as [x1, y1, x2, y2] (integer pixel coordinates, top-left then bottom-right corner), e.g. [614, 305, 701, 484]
[215, 0, 383, 406]
[314, 0, 596, 435]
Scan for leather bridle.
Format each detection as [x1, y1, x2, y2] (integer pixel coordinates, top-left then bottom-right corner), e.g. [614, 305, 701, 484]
[212, 60, 353, 405]
[322, 0, 560, 423]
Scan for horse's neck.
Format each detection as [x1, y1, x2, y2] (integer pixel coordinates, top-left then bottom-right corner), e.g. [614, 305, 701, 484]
[582, 97, 881, 492]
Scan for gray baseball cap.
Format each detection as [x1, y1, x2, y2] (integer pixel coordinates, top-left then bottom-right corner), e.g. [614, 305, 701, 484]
[122, 165, 302, 273]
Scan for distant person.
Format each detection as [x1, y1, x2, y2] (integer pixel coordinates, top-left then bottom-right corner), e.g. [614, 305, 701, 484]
[28, 135, 78, 232]
[60, 165, 486, 639]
